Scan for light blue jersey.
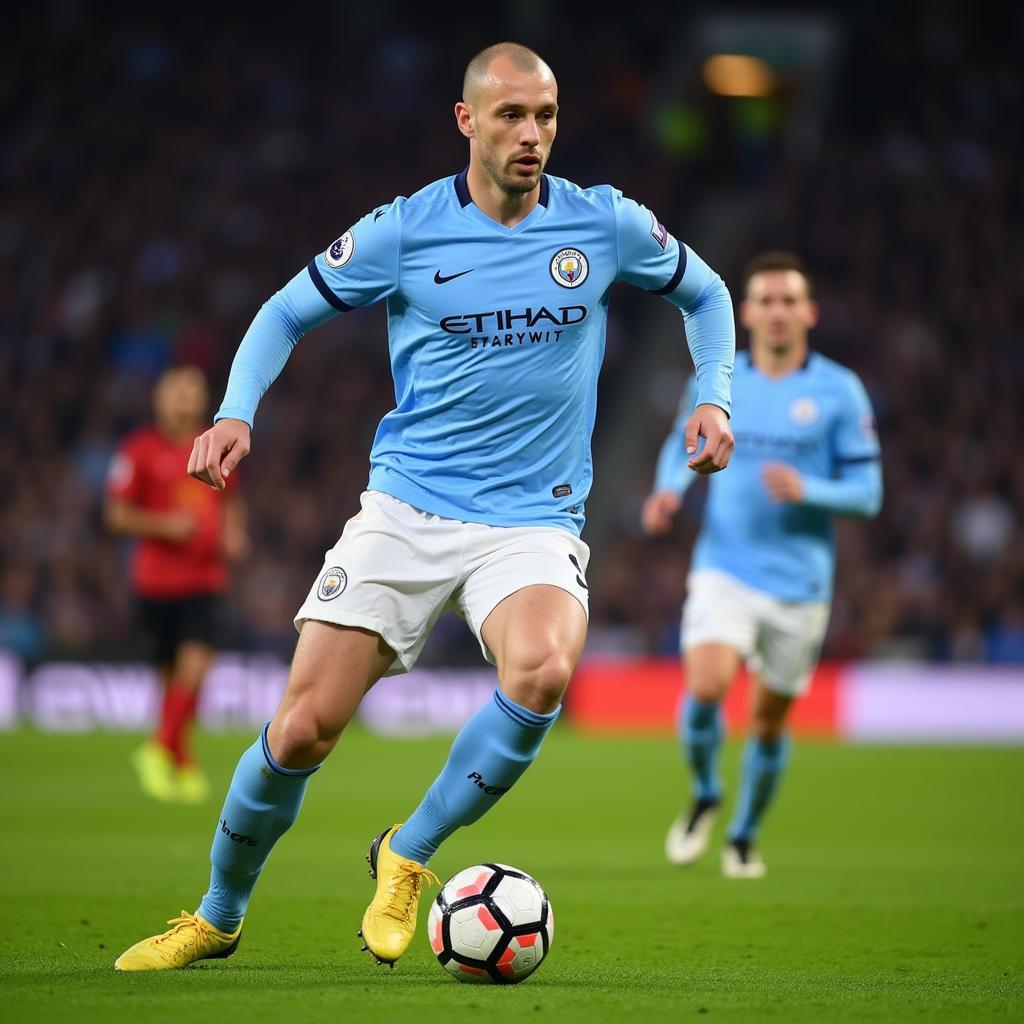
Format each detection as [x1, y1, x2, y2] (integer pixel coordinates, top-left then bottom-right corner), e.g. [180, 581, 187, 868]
[217, 169, 734, 535]
[655, 351, 882, 601]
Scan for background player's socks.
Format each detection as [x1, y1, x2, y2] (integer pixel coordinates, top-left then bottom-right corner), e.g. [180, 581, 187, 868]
[728, 734, 792, 841]
[681, 694, 723, 802]
[391, 689, 559, 865]
[157, 682, 199, 766]
[196, 725, 318, 932]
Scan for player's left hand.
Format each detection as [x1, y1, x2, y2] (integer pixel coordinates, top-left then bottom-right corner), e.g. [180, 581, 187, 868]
[761, 462, 804, 503]
[685, 403, 734, 474]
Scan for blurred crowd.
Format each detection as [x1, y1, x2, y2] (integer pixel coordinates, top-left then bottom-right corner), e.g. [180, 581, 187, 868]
[1, 4, 1020, 664]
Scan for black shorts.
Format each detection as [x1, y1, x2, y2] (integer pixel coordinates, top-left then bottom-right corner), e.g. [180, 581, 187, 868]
[136, 593, 225, 665]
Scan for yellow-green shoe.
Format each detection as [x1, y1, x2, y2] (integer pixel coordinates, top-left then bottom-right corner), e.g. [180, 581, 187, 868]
[114, 910, 242, 971]
[177, 764, 210, 804]
[358, 825, 438, 966]
[132, 742, 178, 802]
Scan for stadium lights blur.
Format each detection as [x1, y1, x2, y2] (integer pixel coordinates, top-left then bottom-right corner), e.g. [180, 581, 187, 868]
[702, 54, 777, 97]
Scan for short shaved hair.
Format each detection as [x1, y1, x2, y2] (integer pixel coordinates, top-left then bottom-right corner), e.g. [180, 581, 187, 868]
[462, 42, 552, 105]
[743, 251, 814, 297]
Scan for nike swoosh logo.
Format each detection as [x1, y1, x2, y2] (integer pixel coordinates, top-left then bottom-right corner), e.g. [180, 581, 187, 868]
[434, 268, 474, 284]
[374, 209, 385, 221]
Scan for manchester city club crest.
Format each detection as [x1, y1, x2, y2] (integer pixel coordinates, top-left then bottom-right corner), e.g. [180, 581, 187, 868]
[789, 397, 820, 426]
[324, 231, 355, 268]
[317, 566, 348, 600]
[550, 247, 589, 288]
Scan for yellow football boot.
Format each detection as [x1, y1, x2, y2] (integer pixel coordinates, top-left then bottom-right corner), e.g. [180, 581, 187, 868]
[359, 825, 438, 966]
[177, 764, 211, 804]
[114, 910, 242, 971]
[132, 742, 178, 802]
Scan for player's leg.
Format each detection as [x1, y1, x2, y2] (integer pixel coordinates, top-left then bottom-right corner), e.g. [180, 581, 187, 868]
[163, 637, 216, 801]
[197, 622, 392, 926]
[683, 643, 738, 801]
[161, 640, 214, 764]
[393, 583, 586, 857]
[115, 621, 393, 970]
[132, 597, 182, 801]
[361, 528, 589, 966]
[666, 642, 741, 864]
[364, 585, 586, 964]
[722, 680, 792, 878]
[722, 598, 829, 878]
[667, 571, 755, 865]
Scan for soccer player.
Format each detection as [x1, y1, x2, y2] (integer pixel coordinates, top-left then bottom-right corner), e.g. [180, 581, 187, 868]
[642, 252, 882, 878]
[106, 366, 248, 804]
[115, 42, 736, 971]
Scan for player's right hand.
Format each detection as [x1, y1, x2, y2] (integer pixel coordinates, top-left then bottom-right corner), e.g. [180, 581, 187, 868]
[641, 490, 681, 536]
[188, 418, 251, 491]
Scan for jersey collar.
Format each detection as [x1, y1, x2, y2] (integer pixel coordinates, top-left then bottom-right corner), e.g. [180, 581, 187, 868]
[453, 167, 550, 233]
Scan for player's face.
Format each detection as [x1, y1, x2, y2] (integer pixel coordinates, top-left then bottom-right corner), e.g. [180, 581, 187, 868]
[459, 58, 558, 195]
[741, 270, 818, 354]
[154, 368, 208, 435]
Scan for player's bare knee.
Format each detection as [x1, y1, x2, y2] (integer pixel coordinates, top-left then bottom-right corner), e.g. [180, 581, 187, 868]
[751, 711, 786, 744]
[269, 706, 343, 768]
[501, 651, 573, 714]
[689, 675, 730, 704]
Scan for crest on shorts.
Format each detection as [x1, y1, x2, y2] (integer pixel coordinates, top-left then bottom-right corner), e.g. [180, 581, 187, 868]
[317, 566, 348, 600]
[789, 397, 820, 426]
[324, 231, 355, 269]
[550, 248, 589, 288]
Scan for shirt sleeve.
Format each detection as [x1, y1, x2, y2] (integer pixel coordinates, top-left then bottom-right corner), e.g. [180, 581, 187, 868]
[106, 438, 143, 502]
[800, 371, 883, 517]
[653, 377, 701, 497]
[215, 268, 338, 426]
[306, 200, 402, 311]
[612, 192, 735, 415]
[832, 370, 882, 465]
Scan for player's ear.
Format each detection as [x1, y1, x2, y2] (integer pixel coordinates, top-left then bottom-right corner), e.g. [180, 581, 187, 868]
[806, 299, 820, 329]
[739, 299, 753, 330]
[455, 101, 475, 139]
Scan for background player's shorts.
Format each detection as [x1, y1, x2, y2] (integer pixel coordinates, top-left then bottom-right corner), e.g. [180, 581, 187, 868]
[136, 592, 224, 665]
[295, 490, 591, 676]
[681, 569, 829, 697]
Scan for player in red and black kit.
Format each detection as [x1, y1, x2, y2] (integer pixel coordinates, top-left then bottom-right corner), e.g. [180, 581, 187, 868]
[106, 366, 248, 803]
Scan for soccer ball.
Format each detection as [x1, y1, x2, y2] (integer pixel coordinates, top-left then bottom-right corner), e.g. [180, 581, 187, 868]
[427, 863, 553, 983]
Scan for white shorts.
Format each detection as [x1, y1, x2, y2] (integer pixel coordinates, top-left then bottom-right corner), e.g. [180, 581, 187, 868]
[295, 490, 591, 676]
[681, 569, 830, 697]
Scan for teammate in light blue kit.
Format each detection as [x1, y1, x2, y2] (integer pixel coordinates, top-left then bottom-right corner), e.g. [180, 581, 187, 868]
[643, 251, 882, 878]
[115, 42, 736, 972]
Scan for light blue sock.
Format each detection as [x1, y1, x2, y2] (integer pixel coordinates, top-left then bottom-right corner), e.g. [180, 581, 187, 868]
[390, 688, 559, 865]
[197, 725, 319, 931]
[681, 694, 723, 802]
[728, 734, 791, 842]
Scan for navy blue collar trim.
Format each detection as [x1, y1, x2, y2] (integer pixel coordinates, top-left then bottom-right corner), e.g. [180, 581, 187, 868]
[742, 348, 813, 371]
[454, 167, 472, 207]
[454, 167, 550, 209]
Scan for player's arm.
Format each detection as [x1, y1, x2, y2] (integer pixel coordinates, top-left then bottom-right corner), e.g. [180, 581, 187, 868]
[642, 378, 701, 536]
[104, 497, 197, 542]
[104, 446, 196, 541]
[762, 373, 883, 517]
[221, 492, 250, 561]
[190, 203, 402, 490]
[614, 193, 735, 474]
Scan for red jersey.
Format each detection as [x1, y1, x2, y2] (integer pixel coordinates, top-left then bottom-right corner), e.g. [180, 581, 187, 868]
[107, 427, 235, 598]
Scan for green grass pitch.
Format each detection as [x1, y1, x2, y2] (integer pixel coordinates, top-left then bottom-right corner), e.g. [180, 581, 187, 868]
[1, 725, 1021, 1022]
